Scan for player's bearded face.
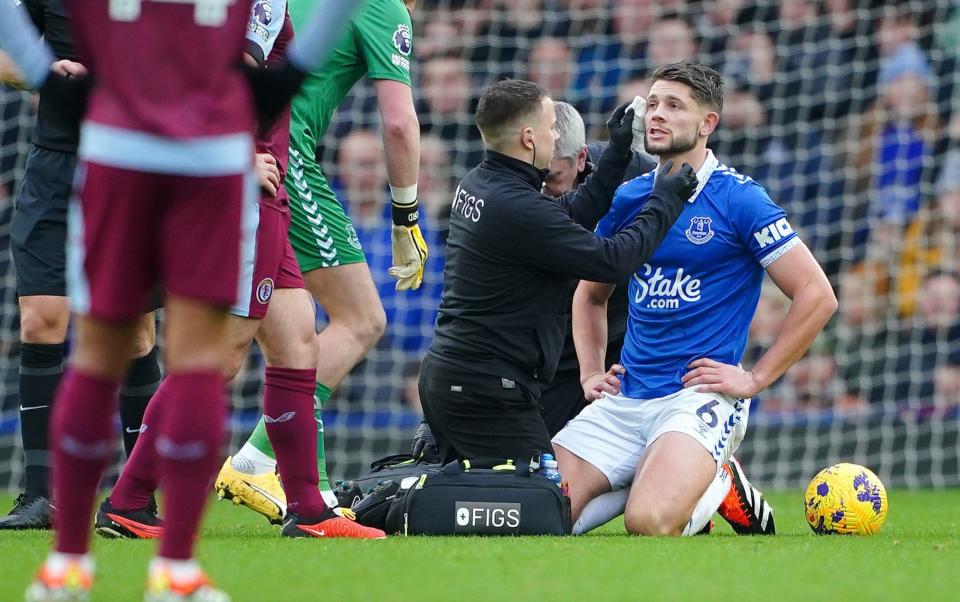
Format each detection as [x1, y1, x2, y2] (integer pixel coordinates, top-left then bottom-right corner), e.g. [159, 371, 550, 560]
[642, 81, 703, 156]
[643, 120, 698, 156]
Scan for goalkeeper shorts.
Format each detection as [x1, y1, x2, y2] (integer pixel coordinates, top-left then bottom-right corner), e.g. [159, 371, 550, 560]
[552, 388, 750, 490]
[285, 146, 366, 272]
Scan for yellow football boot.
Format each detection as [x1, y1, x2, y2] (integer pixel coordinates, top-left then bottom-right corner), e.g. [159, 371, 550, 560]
[214, 456, 286, 525]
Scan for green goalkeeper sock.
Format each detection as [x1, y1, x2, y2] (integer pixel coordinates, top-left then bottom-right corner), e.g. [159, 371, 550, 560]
[314, 383, 333, 495]
[241, 381, 333, 463]
[238, 382, 335, 500]
[245, 416, 276, 460]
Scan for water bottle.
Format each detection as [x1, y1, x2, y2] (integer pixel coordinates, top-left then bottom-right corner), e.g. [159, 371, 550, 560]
[540, 453, 562, 488]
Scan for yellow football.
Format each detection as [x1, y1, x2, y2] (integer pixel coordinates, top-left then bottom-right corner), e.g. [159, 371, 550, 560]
[804, 463, 888, 535]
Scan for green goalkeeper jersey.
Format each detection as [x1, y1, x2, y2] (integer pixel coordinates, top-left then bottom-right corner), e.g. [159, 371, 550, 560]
[288, 0, 413, 150]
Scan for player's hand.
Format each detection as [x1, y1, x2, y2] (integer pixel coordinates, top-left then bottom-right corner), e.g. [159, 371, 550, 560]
[51, 59, 87, 79]
[605, 101, 635, 154]
[629, 95, 647, 154]
[389, 224, 429, 291]
[411, 420, 441, 463]
[581, 364, 625, 401]
[652, 160, 698, 202]
[256, 152, 280, 196]
[682, 358, 761, 399]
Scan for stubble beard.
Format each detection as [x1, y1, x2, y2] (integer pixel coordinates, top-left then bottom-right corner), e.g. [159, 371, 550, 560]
[644, 128, 698, 159]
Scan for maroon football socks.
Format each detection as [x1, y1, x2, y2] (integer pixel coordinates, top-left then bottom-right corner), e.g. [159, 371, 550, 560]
[263, 367, 328, 520]
[52, 370, 119, 554]
[154, 371, 226, 560]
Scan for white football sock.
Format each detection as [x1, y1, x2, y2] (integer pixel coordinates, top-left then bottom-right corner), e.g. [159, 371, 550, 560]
[231, 443, 277, 475]
[151, 557, 200, 582]
[46, 552, 93, 575]
[572, 489, 629, 535]
[682, 468, 731, 536]
[320, 489, 339, 508]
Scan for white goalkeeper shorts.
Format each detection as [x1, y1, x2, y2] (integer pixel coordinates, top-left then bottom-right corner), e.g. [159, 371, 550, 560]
[552, 387, 750, 491]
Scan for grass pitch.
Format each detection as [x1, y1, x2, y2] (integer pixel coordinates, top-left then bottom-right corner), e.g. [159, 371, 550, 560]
[1, 489, 958, 601]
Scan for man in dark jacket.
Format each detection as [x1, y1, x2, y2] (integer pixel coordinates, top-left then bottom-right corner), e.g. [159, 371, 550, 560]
[537, 101, 657, 437]
[418, 79, 697, 464]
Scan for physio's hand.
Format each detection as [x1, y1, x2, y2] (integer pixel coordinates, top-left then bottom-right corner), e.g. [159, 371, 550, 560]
[390, 224, 429, 291]
[652, 160, 698, 202]
[256, 153, 280, 196]
[411, 420, 440, 463]
[605, 101, 635, 154]
[581, 364, 625, 401]
[682, 358, 761, 399]
[629, 95, 647, 154]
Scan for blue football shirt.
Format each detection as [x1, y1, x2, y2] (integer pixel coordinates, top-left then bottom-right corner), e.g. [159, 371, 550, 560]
[595, 151, 800, 400]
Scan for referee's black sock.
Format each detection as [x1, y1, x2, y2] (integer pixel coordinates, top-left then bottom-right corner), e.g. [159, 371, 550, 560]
[18, 342, 65, 500]
[119, 345, 161, 458]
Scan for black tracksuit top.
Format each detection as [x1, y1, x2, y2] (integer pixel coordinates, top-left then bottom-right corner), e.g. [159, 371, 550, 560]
[426, 144, 686, 398]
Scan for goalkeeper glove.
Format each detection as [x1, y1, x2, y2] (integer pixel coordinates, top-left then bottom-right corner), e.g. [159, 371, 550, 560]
[389, 199, 429, 291]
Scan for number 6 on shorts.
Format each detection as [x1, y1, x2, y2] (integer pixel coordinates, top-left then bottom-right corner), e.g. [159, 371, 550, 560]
[696, 400, 720, 428]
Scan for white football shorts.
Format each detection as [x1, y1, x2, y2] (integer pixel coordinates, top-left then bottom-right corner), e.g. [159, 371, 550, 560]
[552, 387, 749, 491]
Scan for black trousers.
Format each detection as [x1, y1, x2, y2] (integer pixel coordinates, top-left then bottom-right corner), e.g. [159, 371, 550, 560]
[539, 336, 624, 436]
[419, 355, 552, 465]
[538, 368, 588, 438]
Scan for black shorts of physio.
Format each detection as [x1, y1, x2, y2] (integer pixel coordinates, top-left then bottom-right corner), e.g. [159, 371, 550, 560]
[419, 355, 552, 465]
[11, 147, 75, 297]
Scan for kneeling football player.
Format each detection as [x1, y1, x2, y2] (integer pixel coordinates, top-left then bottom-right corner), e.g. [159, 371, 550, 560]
[553, 64, 836, 536]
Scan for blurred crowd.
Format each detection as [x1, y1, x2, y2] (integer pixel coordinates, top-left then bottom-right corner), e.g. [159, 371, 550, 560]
[2, 0, 958, 416]
[323, 0, 959, 414]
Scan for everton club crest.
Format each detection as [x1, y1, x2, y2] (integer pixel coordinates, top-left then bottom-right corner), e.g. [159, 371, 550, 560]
[685, 216, 714, 245]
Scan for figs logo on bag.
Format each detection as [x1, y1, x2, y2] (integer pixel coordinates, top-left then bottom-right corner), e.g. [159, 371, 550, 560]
[454, 501, 521, 533]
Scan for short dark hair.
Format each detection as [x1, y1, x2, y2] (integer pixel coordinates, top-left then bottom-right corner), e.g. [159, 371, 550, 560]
[650, 63, 724, 113]
[475, 79, 547, 147]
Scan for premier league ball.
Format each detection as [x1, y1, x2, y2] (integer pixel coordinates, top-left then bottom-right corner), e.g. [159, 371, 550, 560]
[804, 463, 888, 535]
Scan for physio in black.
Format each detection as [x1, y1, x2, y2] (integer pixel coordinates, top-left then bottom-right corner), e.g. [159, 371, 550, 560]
[418, 79, 698, 464]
